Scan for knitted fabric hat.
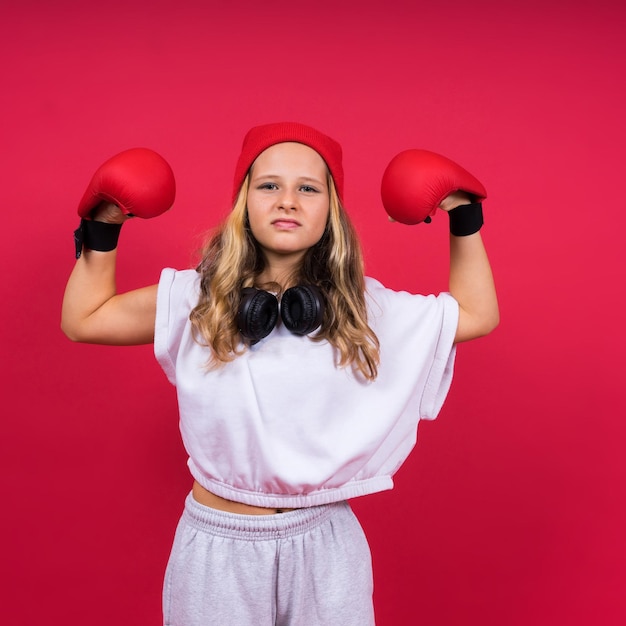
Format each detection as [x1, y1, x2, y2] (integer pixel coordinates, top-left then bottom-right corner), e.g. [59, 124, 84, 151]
[232, 122, 344, 201]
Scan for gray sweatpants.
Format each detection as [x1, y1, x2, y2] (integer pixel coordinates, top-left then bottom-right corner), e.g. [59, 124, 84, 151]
[163, 493, 375, 626]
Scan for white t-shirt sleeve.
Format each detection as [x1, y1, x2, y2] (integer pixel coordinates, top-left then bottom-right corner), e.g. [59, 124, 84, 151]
[154, 268, 200, 385]
[365, 277, 459, 421]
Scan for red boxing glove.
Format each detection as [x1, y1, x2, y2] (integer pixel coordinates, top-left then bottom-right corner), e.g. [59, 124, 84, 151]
[78, 148, 176, 219]
[381, 149, 486, 225]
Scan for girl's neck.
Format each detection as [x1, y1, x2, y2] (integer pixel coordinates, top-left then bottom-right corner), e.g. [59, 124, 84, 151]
[257, 257, 302, 289]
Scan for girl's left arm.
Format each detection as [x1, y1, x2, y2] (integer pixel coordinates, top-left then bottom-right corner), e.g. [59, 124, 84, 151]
[441, 192, 499, 343]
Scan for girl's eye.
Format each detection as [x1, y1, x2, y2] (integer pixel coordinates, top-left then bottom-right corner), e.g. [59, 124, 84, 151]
[300, 185, 318, 193]
[258, 183, 278, 190]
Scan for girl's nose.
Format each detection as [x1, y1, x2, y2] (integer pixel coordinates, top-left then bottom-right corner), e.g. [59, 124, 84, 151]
[277, 188, 298, 210]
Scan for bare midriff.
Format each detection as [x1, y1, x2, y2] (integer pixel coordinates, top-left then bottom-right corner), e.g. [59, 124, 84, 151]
[192, 480, 298, 515]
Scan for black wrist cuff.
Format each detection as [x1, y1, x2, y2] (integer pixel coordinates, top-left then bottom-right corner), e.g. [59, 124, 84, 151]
[448, 202, 484, 236]
[74, 219, 122, 259]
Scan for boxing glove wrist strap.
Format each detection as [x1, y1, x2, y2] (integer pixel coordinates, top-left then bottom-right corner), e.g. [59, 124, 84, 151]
[448, 202, 484, 236]
[74, 219, 122, 259]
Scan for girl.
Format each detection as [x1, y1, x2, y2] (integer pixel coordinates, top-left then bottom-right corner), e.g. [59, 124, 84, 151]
[62, 122, 499, 625]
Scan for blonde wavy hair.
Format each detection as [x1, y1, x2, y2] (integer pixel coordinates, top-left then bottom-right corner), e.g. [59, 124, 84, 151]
[190, 174, 380, 380]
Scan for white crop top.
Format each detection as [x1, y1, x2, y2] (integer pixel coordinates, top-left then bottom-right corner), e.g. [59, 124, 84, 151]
[155, 268, 458, 508]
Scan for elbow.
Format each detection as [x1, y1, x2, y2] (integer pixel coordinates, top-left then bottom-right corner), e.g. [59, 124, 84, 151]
[61, 321, 80, 342]
[477, 305, 500, 338]
[483, 308, 500, 336]
[61, 317, 88, 343]
[455, 306, 500, 343]
[467, 319, 499, 343]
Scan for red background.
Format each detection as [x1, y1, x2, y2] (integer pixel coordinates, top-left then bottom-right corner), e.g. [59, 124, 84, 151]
[2, 1, 625, 624]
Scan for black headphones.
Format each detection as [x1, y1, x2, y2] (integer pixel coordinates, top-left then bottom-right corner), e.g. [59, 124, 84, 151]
[237, 285, 325, 344]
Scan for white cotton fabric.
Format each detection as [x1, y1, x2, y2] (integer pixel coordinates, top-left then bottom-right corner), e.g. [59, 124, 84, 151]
[155, 268, 458, 508]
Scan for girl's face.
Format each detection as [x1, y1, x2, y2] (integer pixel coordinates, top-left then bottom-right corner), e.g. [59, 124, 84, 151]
[246, 142, 330, 272]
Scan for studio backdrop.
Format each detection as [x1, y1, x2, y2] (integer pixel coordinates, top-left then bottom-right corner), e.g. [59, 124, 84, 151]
[1, 1, 625, 624]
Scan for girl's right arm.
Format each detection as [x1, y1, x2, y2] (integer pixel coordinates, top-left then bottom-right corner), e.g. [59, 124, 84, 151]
[61, 202, 157, 346]
[62, 147, 175, 346]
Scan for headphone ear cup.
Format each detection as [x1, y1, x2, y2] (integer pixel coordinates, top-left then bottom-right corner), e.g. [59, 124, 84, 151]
[237, 288, 279, 343]
[280, 285, 325, 336]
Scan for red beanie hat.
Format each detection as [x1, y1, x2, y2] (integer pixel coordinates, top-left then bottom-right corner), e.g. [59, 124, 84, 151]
[232, 122, 344, 201]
